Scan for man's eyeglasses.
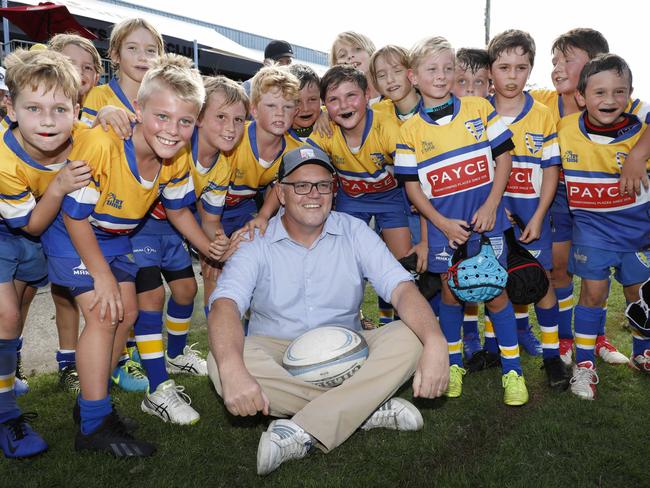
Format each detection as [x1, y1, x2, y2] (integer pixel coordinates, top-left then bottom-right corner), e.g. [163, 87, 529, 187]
[280, 181, 334, 195]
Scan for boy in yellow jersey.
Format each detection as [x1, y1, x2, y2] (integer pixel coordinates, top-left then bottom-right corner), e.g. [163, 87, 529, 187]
[454, 48, 491, 99]
[558, 54, 650, 398]
[395, 37, 528, 406]
[81, 18, 163, 138]
[222, 66, 300, 237]
[531, 28, 631, 366]
[330, 31, 381, 104]
[0, 49, 91, 458]
[45, 54, 227, 455]
[287, 64, 321, 142]
[487, 29, 569, 389]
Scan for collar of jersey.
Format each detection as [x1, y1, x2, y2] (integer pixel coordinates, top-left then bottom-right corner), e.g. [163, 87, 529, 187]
[123, 136, 156, 184]
[418, 94, 461, 125]
[488, 92, 534, 126]
[4, 124, 59, 171]
[190, 126, 219, 172]
[578, 112, 642, 144]
[339, 108, 373, 149]
[248, 121, 286, 163]
[109, 77, 135, 115]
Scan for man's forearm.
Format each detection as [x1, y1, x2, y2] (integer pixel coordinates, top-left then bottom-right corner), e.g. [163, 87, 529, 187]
[208, 298, 248, 374]
[391, 281, 445, 346]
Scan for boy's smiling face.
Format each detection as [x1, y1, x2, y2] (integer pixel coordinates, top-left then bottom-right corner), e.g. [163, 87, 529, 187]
[114, 27, 160, 84]
[323, 80, 368, 133]
[551, 46, 590, 95]
[61, 43, 99, 101]
[576, 69, 632, 127]
[8, 83, 77, 161]
[198, 90, 246, 153]
[294, 81, 321, 129]
[373, 54, 412, 103]
[409, 49, 455, 106]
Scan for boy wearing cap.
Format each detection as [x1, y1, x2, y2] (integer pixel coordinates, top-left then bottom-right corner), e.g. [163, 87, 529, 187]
[207, 145, 448, 476]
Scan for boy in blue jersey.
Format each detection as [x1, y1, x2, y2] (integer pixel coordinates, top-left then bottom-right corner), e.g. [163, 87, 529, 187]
[0, 49, 91, 458]
[559, 54, 650, 399]
[487, 29, 570, 389]
[395, 37, 529, 406]
[46, 54, 228, 455]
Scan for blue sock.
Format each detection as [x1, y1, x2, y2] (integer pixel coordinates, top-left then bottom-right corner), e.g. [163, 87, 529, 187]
[438, 303, 463, 367]
[204, 305, 210, 319]
[598, 304, 608, 337]
[428, 293, 441, 317]
[462, 302, 479, 338]
[483, 310, 499, 354]
[165, 299, 193, 359]
[135, 310, 167, 391]
[574, 305, 600, 365]
[56, 350, 76, 370]
[534, 304, 560, 360]
[490, 302, 522, 375]
[514, 303, 530, 332]
[0, 338, 20, 423]
[79, 395, 112, 435]
[555, 284, 574, 340]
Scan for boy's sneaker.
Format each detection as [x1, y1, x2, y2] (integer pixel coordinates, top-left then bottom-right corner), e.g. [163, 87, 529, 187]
[74, 411, 156, 457]
[165, 343, 208, 376]
[444, 364, 466, 398]
[257, 419, 313, 476]
[502, 371, 528, 406]
[73, 402, 138, 433]
[517, 328, 543, 356]
[570, 361, 599, 400]
[559, 338, 574, 366]
[542, 356, 571, 390]
[58, 365, 81, 394]
[361, 398, 423, 431]
[0, 413, 47, 458]
[595, 336, 628, 365]
[463, 333, 483, 360]
[111, 360, 149, 392]
[629, 350, 650, 374]
[141, 379, 200, 425]
[465, 349, 501, 373]
[14, 356, 29, 397]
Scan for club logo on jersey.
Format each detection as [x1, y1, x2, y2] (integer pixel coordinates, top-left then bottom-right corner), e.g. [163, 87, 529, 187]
[338, 173, 397, 196]
[529, 249, 541, 259]
[615, 151, 627, 170]
[426, 155, 491, 197]
[435, 247, 452, 262]
[72, 261, 89, 276]
[489, 236, 503, 258]
[562, 150, 579, 164]
[421, 140, 435, 153]
[370, 152, 387, 169]
[464, 118, 485, 141]
[566, 181, 635, 209]
[505, 167, 535, 195]
[525, 132, 544, 155]
[235, 169, 245, 180]
[106, 192, 123, 210]
[637, 251, 650, 268]
[573, 250, 588, 264]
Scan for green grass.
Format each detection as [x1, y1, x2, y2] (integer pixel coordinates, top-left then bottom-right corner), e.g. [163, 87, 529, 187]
[5, 280, 648, 487]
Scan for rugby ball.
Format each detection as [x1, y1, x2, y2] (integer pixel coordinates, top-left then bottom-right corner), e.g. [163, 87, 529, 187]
[282, 326, 369, 389]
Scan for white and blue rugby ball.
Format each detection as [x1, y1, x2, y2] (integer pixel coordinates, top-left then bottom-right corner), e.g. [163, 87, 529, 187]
[282, 326, 369, 389]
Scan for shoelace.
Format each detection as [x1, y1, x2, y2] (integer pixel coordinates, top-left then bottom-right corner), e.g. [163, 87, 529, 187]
[272, 425, 312, 455]
[16, 357, 27, 382]
[61, 367, 80, 391]
[502, 372, 521, 388]
[570, 367, 599, 386]
[3, 412, 37, 440]
[184, 343, 204, 361]
[125, 361, 147, 379]
[363, 402, 398, 428]
[165, 384, 193, 408]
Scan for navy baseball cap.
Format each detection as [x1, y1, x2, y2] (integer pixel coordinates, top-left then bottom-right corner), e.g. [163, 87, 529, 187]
[264, 40, 294, 61]
[278, 145, 336, 180]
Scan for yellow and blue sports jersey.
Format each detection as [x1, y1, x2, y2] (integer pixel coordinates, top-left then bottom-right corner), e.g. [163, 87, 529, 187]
[307, 109, 400, 209]
[489, 93, 561, 225]
[80, 78, 135, 127]
[224, 121, 300, 218]
[0, 122, 87, 236]
[0, 115, 11, 134]
[395, 95, 513, 250]
[372, 99, 419, 126]
[43, 126, 195, 258]
[558, 112, 650, 252]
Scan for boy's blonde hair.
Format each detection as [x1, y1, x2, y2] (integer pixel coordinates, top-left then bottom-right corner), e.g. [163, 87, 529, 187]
[109, 18, 164, 70]
[409, 36, 454, 70]
[329, 31, 376, 67]
[201, 75, 250, 118]
[4, 49, 80, 103]
[249, 66, 300, 106]
[47, 33, 103, 76]
[137, 54, 205, 112]
[368, 45, 409, 86]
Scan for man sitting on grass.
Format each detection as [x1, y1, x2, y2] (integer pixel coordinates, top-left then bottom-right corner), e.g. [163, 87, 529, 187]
[207, 145, 449, 475]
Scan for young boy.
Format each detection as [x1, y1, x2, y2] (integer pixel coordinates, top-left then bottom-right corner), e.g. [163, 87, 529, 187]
[330, 31, 380, 104]
[395, 36, 528, 406]
[45, 54, 227, 454]
[288, 64, 321, 141]
[559, 54, 650, 398]
[0, 49, 91, 458]
[454, 48, 491, 98]
[487, 29, 570, 389]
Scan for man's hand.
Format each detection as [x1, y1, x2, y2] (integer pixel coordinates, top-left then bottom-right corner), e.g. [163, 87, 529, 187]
[412, 340, 449, 398]
[221, 368, 270, 416]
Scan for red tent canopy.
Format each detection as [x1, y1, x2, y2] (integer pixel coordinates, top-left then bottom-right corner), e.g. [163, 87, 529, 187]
[0, 2, 96, 42]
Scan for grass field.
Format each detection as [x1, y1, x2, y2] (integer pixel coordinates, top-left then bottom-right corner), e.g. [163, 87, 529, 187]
[5, 280, 648, 487]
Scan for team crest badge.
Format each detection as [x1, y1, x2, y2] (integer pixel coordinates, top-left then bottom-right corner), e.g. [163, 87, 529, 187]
[489, 236, 504, 258]
[525, 132, 544, 155]
[615, 152, 627, 169]
[529, 249, 541, 259]
[464, 118, 485, 141]
[637, 251, 650, 268]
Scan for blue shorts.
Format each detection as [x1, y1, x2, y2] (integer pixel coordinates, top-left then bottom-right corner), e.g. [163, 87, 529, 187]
[130, 232, 192, 272]
[428, 235, 509, 274]
[47, 254, 137, 296]
[512, 226, 553, 270]
[571, 245, 650, 286]
[222, 212, 254, 237]
[345, 209, 409, 230]
[0, 235, 48, 287]
[550, 211, 573, 243]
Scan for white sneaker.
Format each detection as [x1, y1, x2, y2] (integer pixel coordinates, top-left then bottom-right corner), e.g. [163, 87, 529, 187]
[595, 337, 628, 365]
[570, 361, 599, 400]
[166, 343, 208, 376]
[257, 419, 313, 476]
[141, 379, 200, 425]
[361, 397, 423, 431]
